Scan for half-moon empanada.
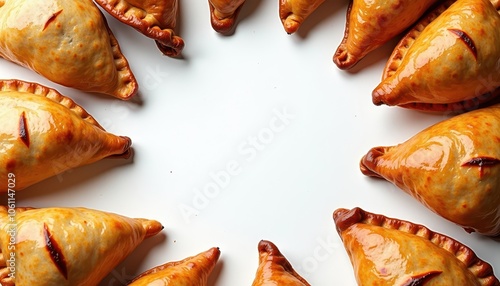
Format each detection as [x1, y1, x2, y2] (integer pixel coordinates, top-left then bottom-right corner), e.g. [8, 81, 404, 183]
[252, 240, 310, 286]
[0, 206, 163, 286]
[279, 0, 326, 34]
[333, 207, 500, 285]
[333, 0, 439, 70]
[208, 0, 246, 33]
[360, 104, 500, 236]
[0, 80, 132, 192]
[128, 247, 220, 285]
[0, 0, 138, 99]
[94, 0, 184, 57]
[372, 0, 500, 112]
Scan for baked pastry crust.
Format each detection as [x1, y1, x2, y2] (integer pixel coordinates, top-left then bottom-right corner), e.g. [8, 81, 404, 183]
[94, 0, 184, 57]
[0, 206, 163, 286]
[208, 0, 246, 33]
[0, 80, 132, 192]
[279, 0, 326, 34]
[0, 0, 138, 99]
[333, 0, 438, 70]
[334, 207, 500, 286]
[360, 104, 500, 236]
[128, 247, 220, 285]
[372, 0, 500, 112]
[251, 240, 310, 286]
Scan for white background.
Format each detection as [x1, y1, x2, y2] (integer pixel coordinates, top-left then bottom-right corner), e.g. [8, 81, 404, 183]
[1, 0, 499, 285]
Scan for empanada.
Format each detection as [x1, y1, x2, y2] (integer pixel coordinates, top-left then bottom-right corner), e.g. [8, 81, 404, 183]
[0, 206, 163, 286]
[333, 207, 500, 285]
[0, 0, 138, 99]
[128, 247, 220, 285]
[279, 0, 326, 34]
[94, 0, 184, 57]
[0, 80, 132, 192]
[373, 0, 500, 112]
[333, 0, 439, 70]
[252, 240, 310, 286]
[208, 0, 246, 33]
[360, 104, 500, 236]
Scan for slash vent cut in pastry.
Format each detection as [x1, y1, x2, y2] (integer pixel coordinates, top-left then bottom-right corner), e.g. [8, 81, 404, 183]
[0, 206, 163, 286]
[334, 207, 500, 286]
[0, 80, 132, 192]
[208, 0, 246, 33]
[252, 240, 310, 286]
[373, 0, 500, 112]
[333, 0, 439, 70]
[0, 0, 138, 99]
[128, 247, 221, 285]
[360, 104, 500, 236]
[279, 0, 326, 34]
[94, 0, 185, 57]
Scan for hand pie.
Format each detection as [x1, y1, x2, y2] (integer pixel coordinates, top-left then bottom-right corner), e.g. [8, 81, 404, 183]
[208, 0, 246, 33]
[333, 0, 438, 70]
[0, 0, 138, 99]
[0, 206, 163, 286]
[360, 104, 500, 236]
[333, 207, 500, 285]
[252, 240, 310, 286]
[94, 0, 184, 57]
[128, 247, 220, 285]
[0, 80, 132, 192]
[373, 0, 500, 112]
[279, 0, 326, 34]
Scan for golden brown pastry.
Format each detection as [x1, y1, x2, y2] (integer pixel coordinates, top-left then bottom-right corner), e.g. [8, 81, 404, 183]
[0, 0, 138, 99]
[333, 0, 439, 70]
[0, 206, 163, 286]
[360, 104, 500, 236]
[128, 247, 220, 285]
[208, 0, 246, 33]
[373, 0, 500, 112]
[94, 0, 184, 57]
[279, 0, 326, 34]
[0, 80, 132, 192]
[252, 240, 310, 286]
[334, 207, 500, 286]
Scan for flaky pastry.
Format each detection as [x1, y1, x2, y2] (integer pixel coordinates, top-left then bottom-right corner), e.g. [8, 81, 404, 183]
[208, 0, 246, 33]
[252, 240, 310, 286]
[128, 247, 220, 285]
[333, 0, 439, 70]
[0, 206, 163, 286]
[0, 80, 132, 192]
[0, 0, 138, 99]
[360, 104, 500, 236]
[279, 0, 326, 34]
[373, 0, 500, 112]
[334, 207, 500, 285]
[94, 0, 184, 57]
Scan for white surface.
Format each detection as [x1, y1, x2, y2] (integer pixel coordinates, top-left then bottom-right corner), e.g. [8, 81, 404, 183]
[1, 0, 499, 285]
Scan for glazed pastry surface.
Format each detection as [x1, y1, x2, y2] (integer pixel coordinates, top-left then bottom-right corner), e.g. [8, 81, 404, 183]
[334, 207, 500, 286]
[0, 206, 163, 286]
[360, 104, 500, 236]
[279, 0, 326, 34]
[208, 0, 246, 33]
[0, 0, 137, 99]
[94, 0, 184, 57]
[129, 247, 220, 285]
[334, 0, 438, 69]
[251, 240, 310, 286]
[0, 80, 132, 192]
[373, 0, 500, 111]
